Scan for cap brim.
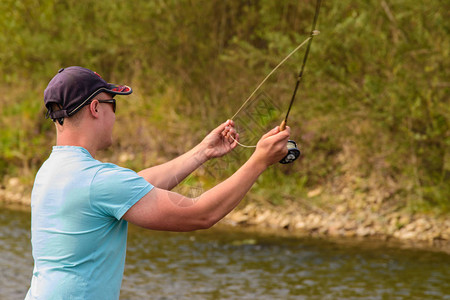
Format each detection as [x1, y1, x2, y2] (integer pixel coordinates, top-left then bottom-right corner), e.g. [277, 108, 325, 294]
[63, 84, 132, 117]
[105, 84, 133, 95]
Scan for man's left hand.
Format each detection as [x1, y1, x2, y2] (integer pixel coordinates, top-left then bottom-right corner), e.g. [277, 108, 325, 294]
[200, 120, 239, 160]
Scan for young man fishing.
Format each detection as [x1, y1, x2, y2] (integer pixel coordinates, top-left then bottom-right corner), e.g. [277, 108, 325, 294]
[25, 66, 290, 299]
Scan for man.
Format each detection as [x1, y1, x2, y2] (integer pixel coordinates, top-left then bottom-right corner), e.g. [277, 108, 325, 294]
[26, 66, 290, 299]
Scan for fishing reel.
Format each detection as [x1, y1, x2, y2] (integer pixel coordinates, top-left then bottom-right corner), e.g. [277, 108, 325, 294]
[279, 140, 301, 164]
[278, 120, 300, 164]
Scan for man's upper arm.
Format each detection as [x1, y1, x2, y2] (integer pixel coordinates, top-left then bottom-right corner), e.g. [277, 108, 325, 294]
[91, 164, 153, 220]
[122, 187, 213, 232]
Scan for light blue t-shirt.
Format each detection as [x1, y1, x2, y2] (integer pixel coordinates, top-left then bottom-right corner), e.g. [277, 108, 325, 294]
[26, 146, 153, 300]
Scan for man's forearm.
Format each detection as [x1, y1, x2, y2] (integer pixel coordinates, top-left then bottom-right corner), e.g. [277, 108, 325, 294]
[192, 155, 267, 226]
[138, 144, 208, 190]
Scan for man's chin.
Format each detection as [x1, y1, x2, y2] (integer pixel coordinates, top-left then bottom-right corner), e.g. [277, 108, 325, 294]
[99, 140, 113, 151]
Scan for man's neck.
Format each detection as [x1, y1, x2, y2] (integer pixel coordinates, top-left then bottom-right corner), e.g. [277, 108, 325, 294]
[56, 135, 98, 158]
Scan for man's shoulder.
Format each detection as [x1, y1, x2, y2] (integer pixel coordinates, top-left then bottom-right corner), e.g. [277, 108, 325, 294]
[94, 162, 138, 178]
[91, 163, 147, 193]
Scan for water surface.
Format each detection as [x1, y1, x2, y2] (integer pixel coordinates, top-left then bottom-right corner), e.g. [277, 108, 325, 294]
[1, 205, 449, 299]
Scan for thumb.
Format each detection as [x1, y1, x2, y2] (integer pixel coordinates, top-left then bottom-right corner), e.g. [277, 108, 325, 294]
[210, 120, 231, 134]
[261, 126, 280, 139]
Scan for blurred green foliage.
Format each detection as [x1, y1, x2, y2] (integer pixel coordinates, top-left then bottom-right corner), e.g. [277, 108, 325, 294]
[0, 0, 448, 213]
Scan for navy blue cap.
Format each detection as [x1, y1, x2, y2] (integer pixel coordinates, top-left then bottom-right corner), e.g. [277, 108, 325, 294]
[44, 66, 132, 120]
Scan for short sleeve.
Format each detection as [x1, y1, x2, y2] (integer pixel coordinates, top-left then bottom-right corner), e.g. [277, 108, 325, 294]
[90, 164, 153, 219]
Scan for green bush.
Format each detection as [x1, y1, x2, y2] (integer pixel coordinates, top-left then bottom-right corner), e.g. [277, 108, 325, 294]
[0, 0, 448, 213]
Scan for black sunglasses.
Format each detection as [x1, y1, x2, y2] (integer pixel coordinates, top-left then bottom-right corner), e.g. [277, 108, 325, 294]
[95, 99, 116, 113]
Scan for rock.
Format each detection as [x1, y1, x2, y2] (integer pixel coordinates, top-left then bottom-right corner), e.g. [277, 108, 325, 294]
[335, 204, 347, 214]
[253, 210, 271, 225]
[307, 188, 322, 198]
[395, 231, 416, 240]
[227, 211, 248, 224]
[277, 215, 291, 229]
[8, 177, 20, 187]
[344, 220, 357, 231]
[294, 221, 306, 230]
[415, 218, 432, 231]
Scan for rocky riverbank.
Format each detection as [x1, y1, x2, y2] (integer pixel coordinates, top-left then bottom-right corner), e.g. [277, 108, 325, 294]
[2, 177, 449, 253]
[223, 199, 450, 254]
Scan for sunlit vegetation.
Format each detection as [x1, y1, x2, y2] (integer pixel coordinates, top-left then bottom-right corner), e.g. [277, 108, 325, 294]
[0, 0, 448, 213]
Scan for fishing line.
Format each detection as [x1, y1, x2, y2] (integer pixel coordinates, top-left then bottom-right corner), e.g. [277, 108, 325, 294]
[230, 35, 316, 121]
[229, 35, 318, 148]
[230, 136, 256, 148]
[230, 0, 323, 160]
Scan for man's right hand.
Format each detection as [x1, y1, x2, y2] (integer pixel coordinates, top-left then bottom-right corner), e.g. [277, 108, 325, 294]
[251, 125, 291, 168]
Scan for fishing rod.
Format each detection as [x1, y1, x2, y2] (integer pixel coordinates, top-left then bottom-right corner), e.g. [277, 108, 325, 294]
[279, 0, 322, 164]
[230, 0, 322, 164]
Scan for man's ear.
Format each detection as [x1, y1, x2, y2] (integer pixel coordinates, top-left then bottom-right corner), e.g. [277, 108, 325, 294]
[89, 100, 100, 117]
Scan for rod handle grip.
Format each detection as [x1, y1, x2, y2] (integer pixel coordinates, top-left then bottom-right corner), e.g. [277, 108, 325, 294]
[279, 120, 286, 131]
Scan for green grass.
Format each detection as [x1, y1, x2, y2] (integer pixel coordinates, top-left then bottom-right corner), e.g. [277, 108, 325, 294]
[0, 0, 448, 214]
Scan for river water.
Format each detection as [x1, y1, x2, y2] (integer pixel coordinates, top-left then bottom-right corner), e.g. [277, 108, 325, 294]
[1, 204, 449, 300]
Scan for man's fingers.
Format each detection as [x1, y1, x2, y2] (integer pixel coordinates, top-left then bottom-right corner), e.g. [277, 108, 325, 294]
[225, 127, 238, 144]
[232, 133, 239, 147]
[227, 132, 239, 149]
[259, 126, 279, 140]
[213, 120, 233, 135]
[261, 125, 290, 141]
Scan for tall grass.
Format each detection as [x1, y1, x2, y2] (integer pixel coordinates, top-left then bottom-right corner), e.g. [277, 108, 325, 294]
[0, 0, 448, 213]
